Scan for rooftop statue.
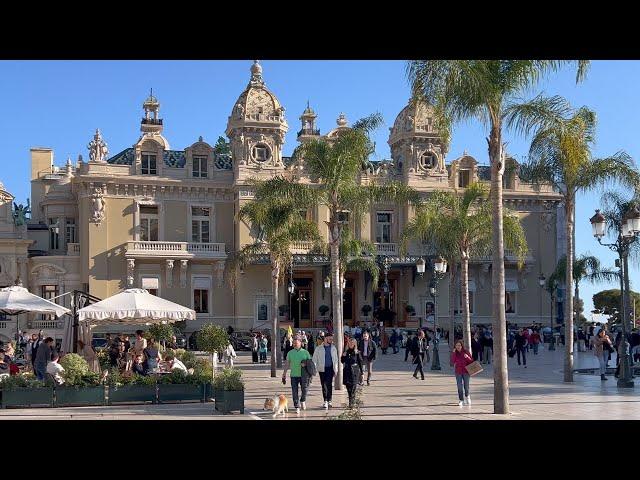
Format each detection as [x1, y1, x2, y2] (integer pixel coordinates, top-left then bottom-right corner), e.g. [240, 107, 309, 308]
[12, 199, 30, 227]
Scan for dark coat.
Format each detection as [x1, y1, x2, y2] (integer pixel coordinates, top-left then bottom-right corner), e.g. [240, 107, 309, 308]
[341, 348, 363, 386]
[410, 336, 428, 357]
[358, 338, 377, 361]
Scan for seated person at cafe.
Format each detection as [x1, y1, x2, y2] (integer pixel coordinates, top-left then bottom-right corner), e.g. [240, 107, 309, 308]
[143, 338, 161, 372]
[131, 354, 147, 376]
[0, 351, 9, 375]
[46, 354, 65, 385]
[133, 330, 147, 357]
[164, 354, 189, 374]
[109, 342, 128, 372]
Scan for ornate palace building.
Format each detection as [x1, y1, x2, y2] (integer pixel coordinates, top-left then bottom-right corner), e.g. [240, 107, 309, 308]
[0, 61, 566, 343]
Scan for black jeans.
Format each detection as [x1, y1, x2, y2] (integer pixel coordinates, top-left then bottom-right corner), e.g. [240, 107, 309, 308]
[290, 376, 308, 407]
[413, 353, 425, 379]
[318, 370, 334, 402]
[516, 346, 527, 366]
[404, 347, 410, 361]
[346, 383, 357, 407]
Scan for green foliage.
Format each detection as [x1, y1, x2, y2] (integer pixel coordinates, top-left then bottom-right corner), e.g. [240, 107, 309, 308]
[0, 372, 50, 391]
[60, 353, 89, 386]
[97, 349, 111, 372]
[327, 387, 363, 420]
[147, 323, 175, 343]
[212, 367, 244, 391]
[197, 324, 229, 355]
[214, 136, 230, 155]
[593, 289, 640, 324]
[319, 305, 330, 316]
[361, 304, 372, 316]
[405, 305, 416, 315]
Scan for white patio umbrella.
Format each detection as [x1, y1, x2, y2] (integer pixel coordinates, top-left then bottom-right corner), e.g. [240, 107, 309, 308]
[0, 285, 70, 344]
[77, 288, 195, 326]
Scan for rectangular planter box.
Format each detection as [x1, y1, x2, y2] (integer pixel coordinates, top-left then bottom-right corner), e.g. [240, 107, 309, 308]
[55, 386, 106, 407]
[1, 388, 54, 408]
[214, 390, 244, 414]
[107, 385, 157, 405]
[158, 383, 203, 403]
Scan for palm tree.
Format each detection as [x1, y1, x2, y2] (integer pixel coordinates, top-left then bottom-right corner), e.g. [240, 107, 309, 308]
[547, 253, 620, 325]
[518, 104, 640, 382]
[251, 113, 421, 389]
[401, 182, 527, 353]
[407, 60, 588, 413]
[227, 198, 322, 378]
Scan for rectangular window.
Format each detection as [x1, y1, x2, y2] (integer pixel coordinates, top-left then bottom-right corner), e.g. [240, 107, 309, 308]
[193, 289, 209, 313]
[65, 219, 76, 244]
[376, 212, 392, 243]
[49, 218, 59, 250]
[141, 153, 157, 175]
[255, 147, 268, 161]
[459, 169, 470, 188]
[455, 291, 475, 314]
[191, 206, 211, 243]
[140, 205, 159, 241]
[41, 285, 58, 321]
[193, 156, 208, 178]
[505, 291, 516, 314]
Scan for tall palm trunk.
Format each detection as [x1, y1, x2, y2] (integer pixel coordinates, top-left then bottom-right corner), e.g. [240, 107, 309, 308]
[270, 261, 280, 377]
[460, 253, 472, 351]
[489, 127, 509, 414]
[329, 223, 344, 390]
[623, 250, 632, 336]
[448, 262, 457, 349]
[563, 198, 575, 382]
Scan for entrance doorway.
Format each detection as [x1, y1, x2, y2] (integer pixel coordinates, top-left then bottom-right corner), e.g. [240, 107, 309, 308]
[343, 276, 356, 327]
[291, 276, 313, 329]
[373, 276, 397, 327]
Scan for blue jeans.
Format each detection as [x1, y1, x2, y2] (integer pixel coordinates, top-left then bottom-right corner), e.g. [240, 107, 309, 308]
[35, 363, 47, 381]
[455, 373, 470, 401]
[290, 376, 308, 408]
[598, 353, 607, 375]
[532, 343, 539, 355]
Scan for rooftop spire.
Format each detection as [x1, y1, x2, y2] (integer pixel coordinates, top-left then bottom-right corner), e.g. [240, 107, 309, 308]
[88, 128, 109, 163]
[249, 60, 264, 87]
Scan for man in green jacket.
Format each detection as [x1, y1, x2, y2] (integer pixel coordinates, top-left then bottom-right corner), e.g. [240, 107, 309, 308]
[282, 336, 311, 414]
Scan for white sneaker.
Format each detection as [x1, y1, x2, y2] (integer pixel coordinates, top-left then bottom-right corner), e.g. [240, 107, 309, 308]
[295, 407, 300, 414]
[323, 401, 328, 409]
[301, 401, 306, 410]
[465, 396, 471, 405]
[458, 401, 464, 407]
[328, 401, 333, 408]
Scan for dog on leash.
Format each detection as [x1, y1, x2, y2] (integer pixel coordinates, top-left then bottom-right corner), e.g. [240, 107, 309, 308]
[264, 394, 288, 417]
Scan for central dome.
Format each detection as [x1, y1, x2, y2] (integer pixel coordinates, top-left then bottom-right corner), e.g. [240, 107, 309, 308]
[229, 61, 285, 120]
[390, 99, 438, 139]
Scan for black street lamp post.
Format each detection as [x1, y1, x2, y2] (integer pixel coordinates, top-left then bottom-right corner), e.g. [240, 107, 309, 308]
[417, 255, 447, 370]
[590, 207, 639, 388]
[538, 273, 556, 351]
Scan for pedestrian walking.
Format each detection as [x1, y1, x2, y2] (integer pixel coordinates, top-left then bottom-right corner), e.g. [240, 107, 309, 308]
[251, 334, 259, 364]
[512, 328, 528, 368]
[258, 334, 268, 363]
[481, 329, 493, 364]
[410, 329, 428, 380]
[282, 336, 312, 414]
[341, 337, 363, 409]
[223, 342, 237, 368]
[312, 332, 338, 409]
[404, 331, 414, 362]
[630, 328, 640, 363]
[450, 339, 474, 406]
[34, 337, 54, 381]
[471, 331, 481, 362]
[390, 330, 399, 354]
[358, 330, 377, 385]
[381, 330, 389, 354]
[530, 329, 541, 355]
[591, 328, 613, 381]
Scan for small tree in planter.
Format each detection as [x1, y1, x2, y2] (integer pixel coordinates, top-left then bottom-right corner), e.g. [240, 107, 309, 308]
[213, 367, 245, 414]
[405, 305, 416, 316]
[319, 305, 330, 317]
[60, 353, 89, 385]
[197, 324, 229, 382]
[148, 323, 175, 350]
[361, 305, 372, 317]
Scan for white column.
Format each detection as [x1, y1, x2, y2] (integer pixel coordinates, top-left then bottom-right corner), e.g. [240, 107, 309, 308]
[134, 202, 140, 241]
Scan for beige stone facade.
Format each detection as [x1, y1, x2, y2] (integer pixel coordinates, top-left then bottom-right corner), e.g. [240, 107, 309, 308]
[0, 61, 564, 341]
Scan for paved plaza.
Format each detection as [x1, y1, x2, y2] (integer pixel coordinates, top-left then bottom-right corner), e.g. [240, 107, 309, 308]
[2, 344, 640, 420]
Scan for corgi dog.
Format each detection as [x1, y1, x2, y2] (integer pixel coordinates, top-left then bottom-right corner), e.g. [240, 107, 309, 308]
[270, 394, 289, 417]
[263, 397, 275, 410]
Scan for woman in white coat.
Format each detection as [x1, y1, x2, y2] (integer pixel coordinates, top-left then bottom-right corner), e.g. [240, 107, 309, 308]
[223, 342, 237, 368]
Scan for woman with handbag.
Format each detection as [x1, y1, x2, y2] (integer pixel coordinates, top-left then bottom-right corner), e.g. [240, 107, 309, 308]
[450, 340, 474, 407]
[341, 337, 363, 409]
[591, 329, 613, 381]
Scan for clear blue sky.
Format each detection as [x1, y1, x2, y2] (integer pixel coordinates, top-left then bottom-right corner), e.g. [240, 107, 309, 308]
[0, 60, 638, 314]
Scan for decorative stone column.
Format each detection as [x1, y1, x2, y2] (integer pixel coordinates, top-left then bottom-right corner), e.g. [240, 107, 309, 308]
[127, 259, 135, 287]
[17, 257, 28, 288]
[180, 260, 188, 288]
[166, 260, 174, 288]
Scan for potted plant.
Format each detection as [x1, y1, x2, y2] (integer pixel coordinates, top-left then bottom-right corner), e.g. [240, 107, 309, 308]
[148, 323, 175, 350]
[361, 305, 372, 317]
[197, 324, 229, 383]
[0, 373, 54, 408]
[405, 305, 416, 316]
[55, 354, 105, 407]
[157, 370, 205, 403]
[106, 369, 157, 405]
[319, 305, 330, 317]
[213, 367, 244, 414]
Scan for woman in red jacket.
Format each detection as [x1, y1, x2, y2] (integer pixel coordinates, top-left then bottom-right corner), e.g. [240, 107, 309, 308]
[450, 339, 474, 407]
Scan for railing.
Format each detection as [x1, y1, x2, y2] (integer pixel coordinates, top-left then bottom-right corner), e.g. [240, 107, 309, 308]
[291, 241, 314, 254]
[141, 118, 163, 125]
[126, 241, 226, 258]
[244, 113, 283, 122]
[66, 243, 80, 256]
[0, 322, 7, 329]
[375, 243, 398, 256]
[297, 128, 320, 136]
[34, 321, 57, 329]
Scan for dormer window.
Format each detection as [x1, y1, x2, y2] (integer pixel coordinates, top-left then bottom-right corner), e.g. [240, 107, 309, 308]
[458, 169, 471, 188]
[193, 156, 208, 178]
[252, 144, 271, 163]
[141, 153, 157, 175]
